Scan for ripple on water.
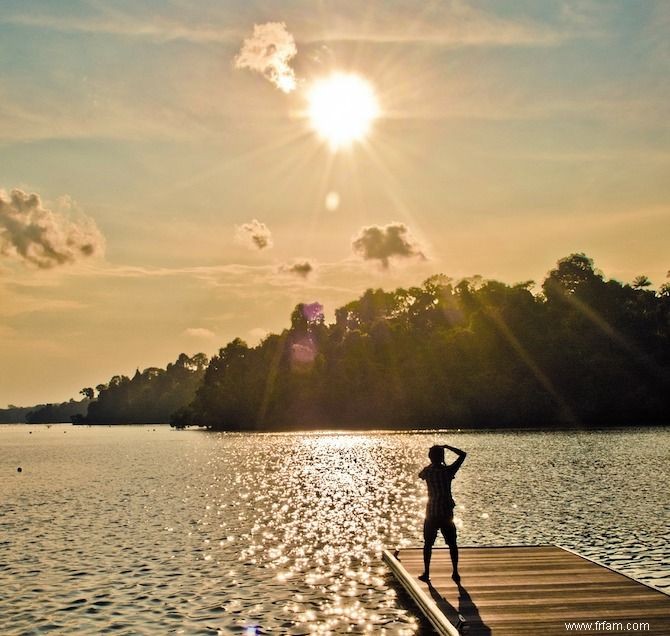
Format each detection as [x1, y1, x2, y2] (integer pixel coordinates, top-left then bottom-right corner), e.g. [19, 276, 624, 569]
[0, 425, 668, 634]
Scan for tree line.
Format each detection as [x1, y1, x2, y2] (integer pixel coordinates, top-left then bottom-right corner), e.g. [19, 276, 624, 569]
[175, 253, 670, 430]
[73, 353, 208, 424]
[0, 353, 209, 425]
[3, 253, 667, 429]
[0, 399, 90, 424]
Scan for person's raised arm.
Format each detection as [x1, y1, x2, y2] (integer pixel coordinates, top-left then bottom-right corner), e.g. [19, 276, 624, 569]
[443, 444, 466, 473]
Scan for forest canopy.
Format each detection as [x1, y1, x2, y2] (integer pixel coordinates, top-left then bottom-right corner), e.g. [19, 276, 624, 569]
[7, 253, 666, 429]
[74, 353, 208, 424]
[177, 253, 670, 430]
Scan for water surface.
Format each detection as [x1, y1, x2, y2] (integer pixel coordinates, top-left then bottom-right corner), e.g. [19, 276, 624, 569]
[1, 425, 668, 634]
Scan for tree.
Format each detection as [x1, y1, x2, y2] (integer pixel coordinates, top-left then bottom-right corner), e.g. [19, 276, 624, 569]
[81, 353, 209, 424]
[80, 387, 95, 400]
[542, 253, 602, 301]
[632, 275, 652, 289]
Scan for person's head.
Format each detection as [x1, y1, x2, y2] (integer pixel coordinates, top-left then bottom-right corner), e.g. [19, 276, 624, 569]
[428, 445, 445, 465]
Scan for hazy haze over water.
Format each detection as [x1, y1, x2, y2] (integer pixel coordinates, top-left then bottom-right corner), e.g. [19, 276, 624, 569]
[1, 426, 668, 634]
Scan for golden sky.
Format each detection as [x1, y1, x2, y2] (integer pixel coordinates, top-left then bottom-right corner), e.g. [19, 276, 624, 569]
[1, 1, 669, 406]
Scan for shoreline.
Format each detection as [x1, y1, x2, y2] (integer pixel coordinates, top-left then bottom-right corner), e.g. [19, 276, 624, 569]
[4, 421, 668, 432]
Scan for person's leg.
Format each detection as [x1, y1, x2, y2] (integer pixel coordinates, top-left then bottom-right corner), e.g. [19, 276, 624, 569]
[420, 518, 438, 582]
[441, 517, 460, 583]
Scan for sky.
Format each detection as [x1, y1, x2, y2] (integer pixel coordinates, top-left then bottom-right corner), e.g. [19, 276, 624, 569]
[1, 0, 669, 407]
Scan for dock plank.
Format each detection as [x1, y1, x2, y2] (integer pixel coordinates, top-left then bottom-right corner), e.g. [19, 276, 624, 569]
[383, 546, 670, 635]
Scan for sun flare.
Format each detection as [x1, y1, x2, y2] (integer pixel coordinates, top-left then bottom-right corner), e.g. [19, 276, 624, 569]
[307, 73, 379, 149]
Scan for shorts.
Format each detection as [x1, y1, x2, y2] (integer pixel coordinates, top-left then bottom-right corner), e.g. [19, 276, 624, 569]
[423, 512, 457, 546]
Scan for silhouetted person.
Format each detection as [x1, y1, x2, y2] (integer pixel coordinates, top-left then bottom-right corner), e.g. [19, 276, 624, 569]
[418, 444, 466, 584]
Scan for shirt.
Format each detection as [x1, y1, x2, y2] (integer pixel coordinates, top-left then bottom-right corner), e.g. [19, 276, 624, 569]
[419, 463, 457, 518]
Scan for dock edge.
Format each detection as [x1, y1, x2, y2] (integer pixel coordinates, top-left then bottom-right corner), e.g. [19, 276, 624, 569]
[382, 549, 460, 636]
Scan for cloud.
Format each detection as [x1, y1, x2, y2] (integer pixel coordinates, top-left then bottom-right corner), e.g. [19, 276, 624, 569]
[0, 12, 239, 43]
[184, 327, 216, 339]
[306, 4, 570, 47]
[0, 291, 86, 318]
[0, 189, 104, 269]
[280, 260, 314, 278]
[235, 219, 273, 250]
[234, 22, 297, 93]
[352, 222, 426, 268]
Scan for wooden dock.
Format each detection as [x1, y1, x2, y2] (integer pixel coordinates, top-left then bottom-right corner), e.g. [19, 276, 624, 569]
[383, 545, 670, 635]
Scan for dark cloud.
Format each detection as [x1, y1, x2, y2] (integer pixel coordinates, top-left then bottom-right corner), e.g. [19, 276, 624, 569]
[0, 188, 104, 269]
[281, 260, 313, 278]
[235, 219, 273, 250]
[234, 22, 297, 93]
[352, 222, 426, 268]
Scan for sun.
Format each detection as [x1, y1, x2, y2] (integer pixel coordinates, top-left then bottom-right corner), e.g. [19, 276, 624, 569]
[307, 73, 379, 149]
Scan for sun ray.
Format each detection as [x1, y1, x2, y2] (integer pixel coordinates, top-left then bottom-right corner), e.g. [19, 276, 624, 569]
[147, 122, 313, 205]
[354, 134, 427, 240]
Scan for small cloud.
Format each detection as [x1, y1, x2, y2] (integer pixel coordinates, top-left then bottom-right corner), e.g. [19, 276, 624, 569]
[235, 219, 273, 250]
[352, 222, 426, 268]
[184, 327, 216, 339]
[280, 260, 314, 278]
[234, 22, 298, 93]
[0, 188, 104, 269]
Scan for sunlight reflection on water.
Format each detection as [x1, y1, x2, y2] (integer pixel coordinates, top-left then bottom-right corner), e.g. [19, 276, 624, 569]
[1, 425, 668, 634]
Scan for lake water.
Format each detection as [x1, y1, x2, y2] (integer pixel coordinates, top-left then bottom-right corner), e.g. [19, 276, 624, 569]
[1, 425, 668, 635]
